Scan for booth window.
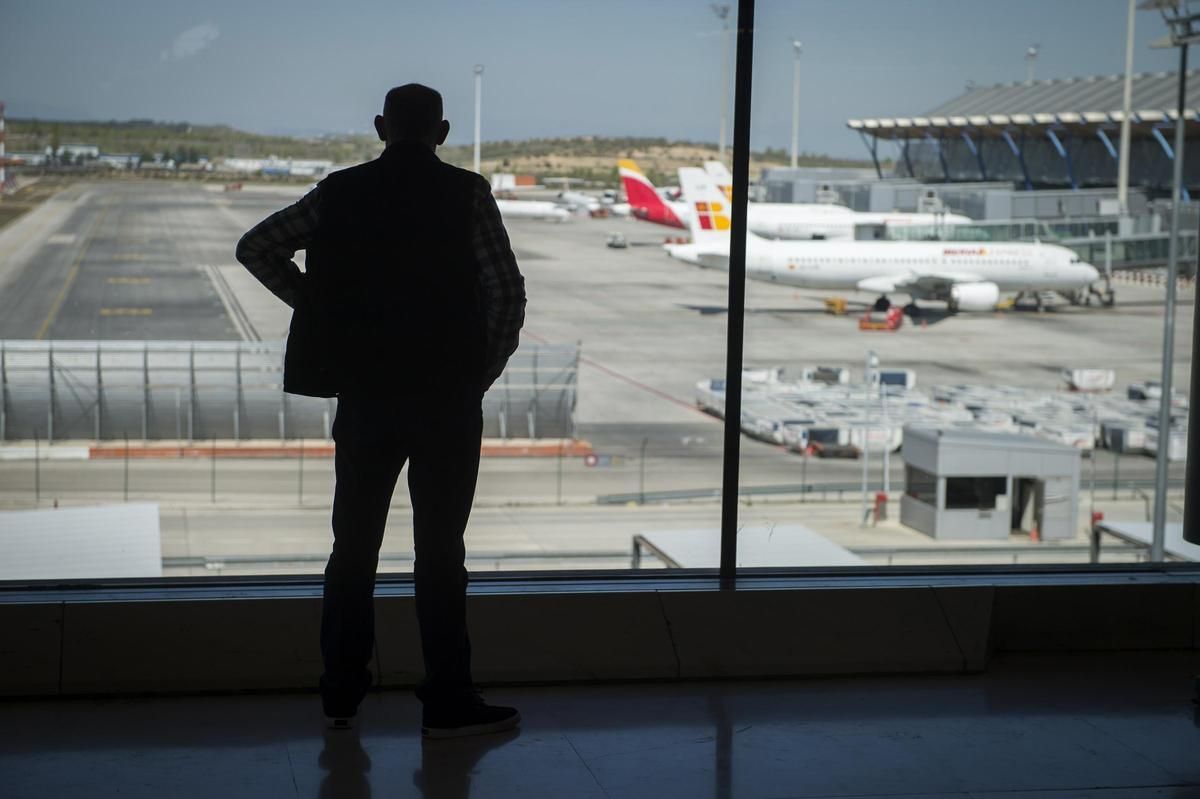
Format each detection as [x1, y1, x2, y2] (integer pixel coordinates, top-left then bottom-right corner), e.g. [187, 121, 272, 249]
[945, 476, 1007, 511]
[905, 465, 937, 506]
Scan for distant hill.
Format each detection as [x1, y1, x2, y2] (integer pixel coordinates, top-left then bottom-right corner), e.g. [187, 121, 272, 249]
[435, 137, 876, 187]
[5, 118, 378, 164]
[5, 119, 877, 186]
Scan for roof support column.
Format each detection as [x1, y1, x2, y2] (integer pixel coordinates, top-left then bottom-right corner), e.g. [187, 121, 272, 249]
[924, 132, 949, 182]
[1152, 125, 1191, 201]
[897, 137, 914, 179]
[1096, 127, 1118, 159]
[1001, 129, 1032, 190]
[858, 131, 882, 179]
[960, 130, 987, 181]
[1046, 128, 1077, 191]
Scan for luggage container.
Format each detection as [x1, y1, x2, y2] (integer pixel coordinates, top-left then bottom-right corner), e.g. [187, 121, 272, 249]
[1062, 368, 1115, 392]
[1146, 426, 1188, 461]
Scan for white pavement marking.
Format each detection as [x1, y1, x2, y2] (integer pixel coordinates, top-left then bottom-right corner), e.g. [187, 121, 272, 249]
[201, 263, 292, 341]
[0, 186, 77, 297]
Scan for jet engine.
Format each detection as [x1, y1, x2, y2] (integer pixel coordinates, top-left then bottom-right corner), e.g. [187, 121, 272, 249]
[949, 281, 1000, 311]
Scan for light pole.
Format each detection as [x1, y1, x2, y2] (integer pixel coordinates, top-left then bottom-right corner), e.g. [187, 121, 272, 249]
[473, 65, 484, 175]
[790, 40, 802, 169]
[0, 101, 6, 200]
[713, 4, 732, 160]
[1143, 0, 1200, 552]
[1118, 0, 1137, 212]
[861, 350, 878, 525]
[881, 371, 890, 499]
[1024, 44, 1039, 84]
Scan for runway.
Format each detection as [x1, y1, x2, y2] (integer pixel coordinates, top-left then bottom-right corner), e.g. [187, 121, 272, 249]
[0, 181, 303, 341]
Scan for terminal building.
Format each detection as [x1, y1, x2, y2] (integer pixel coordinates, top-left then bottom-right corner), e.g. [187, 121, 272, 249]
[847, 70, 1200, 195]
[760, 72, 1200, 273]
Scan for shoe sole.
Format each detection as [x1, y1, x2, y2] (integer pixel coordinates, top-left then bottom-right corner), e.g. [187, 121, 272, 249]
[422, 712, 520, 740]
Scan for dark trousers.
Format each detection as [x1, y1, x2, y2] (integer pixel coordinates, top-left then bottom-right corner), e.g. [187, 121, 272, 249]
[320, 391, 482, 713]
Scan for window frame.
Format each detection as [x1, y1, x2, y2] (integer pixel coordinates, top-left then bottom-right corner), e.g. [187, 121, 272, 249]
[3, 0, 1199, 593]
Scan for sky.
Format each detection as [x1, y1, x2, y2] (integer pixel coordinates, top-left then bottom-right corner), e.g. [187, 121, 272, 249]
[0, 0, 1188, 158]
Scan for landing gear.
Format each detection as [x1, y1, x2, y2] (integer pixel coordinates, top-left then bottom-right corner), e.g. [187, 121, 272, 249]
[903, 301, 921, 318]
[1086, 283, 1115, 307]
[873, 295, 892, 312]
[1011, 291, 1053, 312]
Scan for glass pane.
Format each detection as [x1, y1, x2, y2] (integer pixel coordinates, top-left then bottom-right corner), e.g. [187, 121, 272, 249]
[733, 0, 1194, 570]
[0, 3, 727, 579]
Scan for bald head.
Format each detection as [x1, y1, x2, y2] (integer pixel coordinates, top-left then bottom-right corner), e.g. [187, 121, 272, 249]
[374, 84, 450, 149]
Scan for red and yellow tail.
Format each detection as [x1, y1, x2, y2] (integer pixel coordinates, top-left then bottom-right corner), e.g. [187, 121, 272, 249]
[618, 159, 685, 229]
[677, 167, 730, 243]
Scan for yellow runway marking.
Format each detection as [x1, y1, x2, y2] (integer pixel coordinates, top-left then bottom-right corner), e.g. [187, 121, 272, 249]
[99, 307, 153, 317]
[106, 276, 151, 285]
[35, 201, 112, 340]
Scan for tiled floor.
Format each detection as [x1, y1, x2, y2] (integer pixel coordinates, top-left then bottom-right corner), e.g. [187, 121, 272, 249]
[3, 652, 1200, 798]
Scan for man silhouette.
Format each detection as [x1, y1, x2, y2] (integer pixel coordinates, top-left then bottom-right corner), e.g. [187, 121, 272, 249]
[236, 83, 525, 738]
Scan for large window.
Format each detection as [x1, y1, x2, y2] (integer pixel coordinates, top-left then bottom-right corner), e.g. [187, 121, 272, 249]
[0, 0, 1196, 582]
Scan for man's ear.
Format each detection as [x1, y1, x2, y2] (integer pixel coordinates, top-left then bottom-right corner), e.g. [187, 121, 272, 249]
[374, 115, 388, 143]
[435, 119, 450, 146]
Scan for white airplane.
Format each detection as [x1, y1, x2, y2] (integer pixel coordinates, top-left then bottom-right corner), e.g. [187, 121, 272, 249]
[619, 159, 973, 240]
[556, 189, 601, 212]
[666, 167, 1101, 312]
[495, 197, 570, 222]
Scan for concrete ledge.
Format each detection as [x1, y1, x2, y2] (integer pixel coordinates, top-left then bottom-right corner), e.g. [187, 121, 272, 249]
[0, 573, 1196, 697]
[659, 587, 969, 678]
[0, 603, 61, 696]
[990, 583, 1197, 651]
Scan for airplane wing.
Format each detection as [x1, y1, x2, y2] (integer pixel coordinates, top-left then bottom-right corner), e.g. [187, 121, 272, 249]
[857, 271, 985, 294]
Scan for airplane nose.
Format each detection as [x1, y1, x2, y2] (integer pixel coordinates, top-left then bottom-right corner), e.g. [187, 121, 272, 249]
[1083, 264, 1100, 281]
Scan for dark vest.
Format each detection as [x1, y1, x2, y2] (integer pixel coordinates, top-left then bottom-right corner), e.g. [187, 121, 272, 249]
[283, 144, 486, 401]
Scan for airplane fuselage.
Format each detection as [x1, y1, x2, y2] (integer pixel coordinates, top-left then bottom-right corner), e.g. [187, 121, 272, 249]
[666, 239, 1099, 295]
[652, 202, 970, 240]
[495, 198, 570, 222]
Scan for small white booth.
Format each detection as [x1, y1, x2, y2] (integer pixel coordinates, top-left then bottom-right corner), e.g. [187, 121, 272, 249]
[900, 427, 1081, 541]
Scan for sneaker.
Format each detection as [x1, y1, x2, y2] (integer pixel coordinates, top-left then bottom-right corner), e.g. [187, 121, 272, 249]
[324, 713, 356, 731]
[422, 695, 520, 739]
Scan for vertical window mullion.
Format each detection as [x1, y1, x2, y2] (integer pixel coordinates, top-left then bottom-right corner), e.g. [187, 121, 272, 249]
[719, 0, 756, 586]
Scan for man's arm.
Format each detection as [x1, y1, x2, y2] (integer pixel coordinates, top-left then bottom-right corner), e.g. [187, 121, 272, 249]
[472, 179, 527, 390]
[234, 186, 322, 308]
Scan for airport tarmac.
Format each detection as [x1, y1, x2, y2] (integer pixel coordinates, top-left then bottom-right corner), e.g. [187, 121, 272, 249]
[2, 180, 1190, 425]
[0, 179, 1191, 572]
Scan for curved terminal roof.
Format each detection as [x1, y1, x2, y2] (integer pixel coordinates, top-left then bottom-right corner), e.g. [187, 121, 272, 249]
[848, 71, 1200, 134]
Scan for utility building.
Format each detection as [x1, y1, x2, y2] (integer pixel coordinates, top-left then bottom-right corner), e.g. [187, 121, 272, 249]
[847, 71, 1200, 196]
[901, 427, 1081, 541]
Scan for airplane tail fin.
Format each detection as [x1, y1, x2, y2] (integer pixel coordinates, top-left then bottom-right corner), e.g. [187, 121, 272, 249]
[703, 161, 733, 200]
[677, 167, 730, 245]
[618, 159, 665, 212]
[619, 159, 686, 228]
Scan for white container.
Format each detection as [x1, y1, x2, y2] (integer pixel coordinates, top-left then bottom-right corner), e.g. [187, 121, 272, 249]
[1062, 368, 1115, 392]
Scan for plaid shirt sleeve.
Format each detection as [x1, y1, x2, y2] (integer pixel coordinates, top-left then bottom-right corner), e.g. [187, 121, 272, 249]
[472, 178, 527, 382]
[234, 186, 322, 308]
